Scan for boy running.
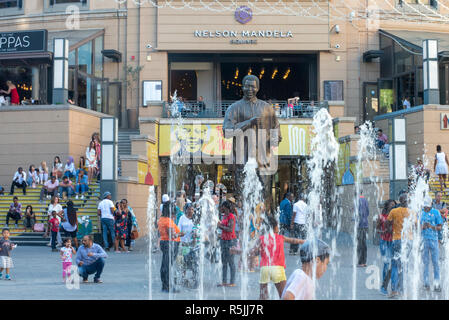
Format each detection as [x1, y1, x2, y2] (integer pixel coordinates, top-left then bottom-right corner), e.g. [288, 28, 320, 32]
[251, 216, 305, 299]
[282, 239, 331, 300]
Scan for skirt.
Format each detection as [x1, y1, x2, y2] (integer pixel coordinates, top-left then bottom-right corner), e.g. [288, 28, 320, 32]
[1, 256, 14, 269]
[436, 163, 449, 175]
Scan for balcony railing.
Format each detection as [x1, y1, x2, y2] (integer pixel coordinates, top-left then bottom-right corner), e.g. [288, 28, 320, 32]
[162, 100, 328, 119]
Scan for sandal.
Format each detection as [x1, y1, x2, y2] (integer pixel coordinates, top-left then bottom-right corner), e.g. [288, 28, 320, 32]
[217, 283, 228, 287]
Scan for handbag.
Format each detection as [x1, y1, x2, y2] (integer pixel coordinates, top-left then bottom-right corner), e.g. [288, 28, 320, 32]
[131, 229, 139, 240]
[33, 223, 45, 232]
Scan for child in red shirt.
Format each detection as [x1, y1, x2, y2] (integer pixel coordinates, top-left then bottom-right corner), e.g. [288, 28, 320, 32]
[47, 211, 60, 252]
[252, 216, 305, 299]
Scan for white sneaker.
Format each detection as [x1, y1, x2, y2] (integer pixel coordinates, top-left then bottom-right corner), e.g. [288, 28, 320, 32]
[81, 195, 84, 200]
[75, 195, 79, 199]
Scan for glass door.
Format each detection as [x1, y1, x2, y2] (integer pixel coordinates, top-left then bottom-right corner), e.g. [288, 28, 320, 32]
[363, 82, 379, 121]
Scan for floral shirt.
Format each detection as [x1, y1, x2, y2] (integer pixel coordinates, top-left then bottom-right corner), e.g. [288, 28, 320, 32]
[60, 247, 73, 263]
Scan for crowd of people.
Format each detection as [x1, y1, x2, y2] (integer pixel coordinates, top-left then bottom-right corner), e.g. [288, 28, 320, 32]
[153, 189, 331, 300]
[374, 189, 448, 298]
[1, 133, 102, 231]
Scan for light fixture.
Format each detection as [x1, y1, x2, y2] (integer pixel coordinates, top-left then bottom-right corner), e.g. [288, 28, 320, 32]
[248, 67, 252, 75]
[271, 67, 278, 79]
[259, 67, 265, 79]
[282, 68, 291, 80]
[234, 68, 239, 79]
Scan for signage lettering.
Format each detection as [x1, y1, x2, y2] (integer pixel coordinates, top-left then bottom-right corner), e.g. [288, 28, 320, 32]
[194, 30, 293, 39]
[0, 30, 47, 54]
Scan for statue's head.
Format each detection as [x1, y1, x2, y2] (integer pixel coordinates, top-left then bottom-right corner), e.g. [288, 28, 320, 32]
[242, 75, 259, 100]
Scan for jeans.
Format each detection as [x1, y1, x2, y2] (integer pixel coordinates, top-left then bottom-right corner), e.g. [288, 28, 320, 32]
[51, 230, 58, 249]
[290, 224, 307, 253]
[101, 218, 115, 248]
[10, 181, 26, 194]
[78, 258, 105, 281]
[39, 173, 48, 184]
[391, 239, 412, 293]
[76, 184, 88, 194]
[26, 176, 36, 186]
[422, 239, 440, 287]
[58, 186, 74, 198]
[23, 217, 35, 229]
[6, 211, 21, 225]
[379, 239, 393, 290]
[160, 240, 179, 291]
[220, 239, 236, 284]
[357, 227, 368, 265]
[39, 188, 57, 201]
[64, 171, 75, 179]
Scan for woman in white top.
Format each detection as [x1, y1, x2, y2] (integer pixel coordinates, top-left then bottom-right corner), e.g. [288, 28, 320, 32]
[178, 203, 195, 244]
[46, 196, 64, 246]
[52, 156, 63, 179]
[39, 161, 49, 184]
[86, 140, 97, 184]
[434, 145, 449, 192]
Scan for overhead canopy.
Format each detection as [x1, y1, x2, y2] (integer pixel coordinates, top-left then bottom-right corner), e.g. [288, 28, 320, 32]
[47, 29, 104, 52]
[379, 29, 449, 54]
[0, 29, 104, 66]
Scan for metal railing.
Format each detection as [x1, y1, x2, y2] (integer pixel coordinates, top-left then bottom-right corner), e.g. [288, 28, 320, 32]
[162, 100, 328, 119]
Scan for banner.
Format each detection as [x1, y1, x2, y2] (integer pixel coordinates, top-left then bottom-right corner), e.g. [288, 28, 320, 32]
[336, 141, 357, 186]
[159, 123, 312, 157]
[159, 124, 232, 157]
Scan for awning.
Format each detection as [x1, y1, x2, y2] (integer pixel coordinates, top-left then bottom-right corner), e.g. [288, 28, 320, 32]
[379, 29, 449, 54]
[0, 51, 52, 66]
[0, 29, 104, 66]
[47, 29, 104, 51]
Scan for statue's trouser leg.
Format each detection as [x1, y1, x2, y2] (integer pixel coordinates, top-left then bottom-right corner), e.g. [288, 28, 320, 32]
[259, 173, 273, 216]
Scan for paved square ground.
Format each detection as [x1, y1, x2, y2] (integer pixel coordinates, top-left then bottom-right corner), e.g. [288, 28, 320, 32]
[0, 235, 445, 300]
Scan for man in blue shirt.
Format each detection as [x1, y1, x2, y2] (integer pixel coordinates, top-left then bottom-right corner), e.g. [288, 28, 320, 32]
[279, 193, 293, 236]
[76, 235, 108, 283]
[357, 192, 369, 267]
[420, 197, 443, 292]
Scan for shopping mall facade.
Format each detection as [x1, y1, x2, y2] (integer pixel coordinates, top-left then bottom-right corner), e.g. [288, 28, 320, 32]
[1, 0, 449, 234]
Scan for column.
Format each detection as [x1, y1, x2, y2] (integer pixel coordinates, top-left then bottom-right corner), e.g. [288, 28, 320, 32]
[423, 39, 439, 105]
[31, 67, 40, 101]
[52, 38, 69, 104]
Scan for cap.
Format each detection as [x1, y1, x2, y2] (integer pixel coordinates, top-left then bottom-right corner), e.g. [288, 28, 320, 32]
[423, 197, 432, 208]
[162, 194, 170, 203]
[300, 239, 331, 263]
[103, 191, 111, 199]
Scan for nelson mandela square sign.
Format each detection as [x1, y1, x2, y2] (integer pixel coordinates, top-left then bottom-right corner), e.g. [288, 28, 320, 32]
[194, 30, 293, 45]
[0, 30, 48, 53]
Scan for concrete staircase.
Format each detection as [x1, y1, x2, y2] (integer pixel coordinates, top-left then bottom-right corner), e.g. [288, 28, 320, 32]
[0, 183, 101, 246]
[118, 129, 140, 176]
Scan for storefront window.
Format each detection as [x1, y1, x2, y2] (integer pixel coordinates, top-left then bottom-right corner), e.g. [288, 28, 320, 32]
[50, 0, 86, 5]
[78, 42, 92, 75]
[0, 0, 21, 8]
[0, 66, 31, 103]
[94, 37, 103, 78]
[379, 80, 394, 114]
[380, 35, 393, 78]
[394, 42, 413, 74]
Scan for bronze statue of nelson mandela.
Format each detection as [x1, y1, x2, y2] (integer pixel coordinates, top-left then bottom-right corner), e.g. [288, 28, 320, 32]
[222, 74, 282, 215]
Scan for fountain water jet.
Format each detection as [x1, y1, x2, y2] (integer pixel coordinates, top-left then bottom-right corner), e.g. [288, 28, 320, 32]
[305, 108, 339, 295]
